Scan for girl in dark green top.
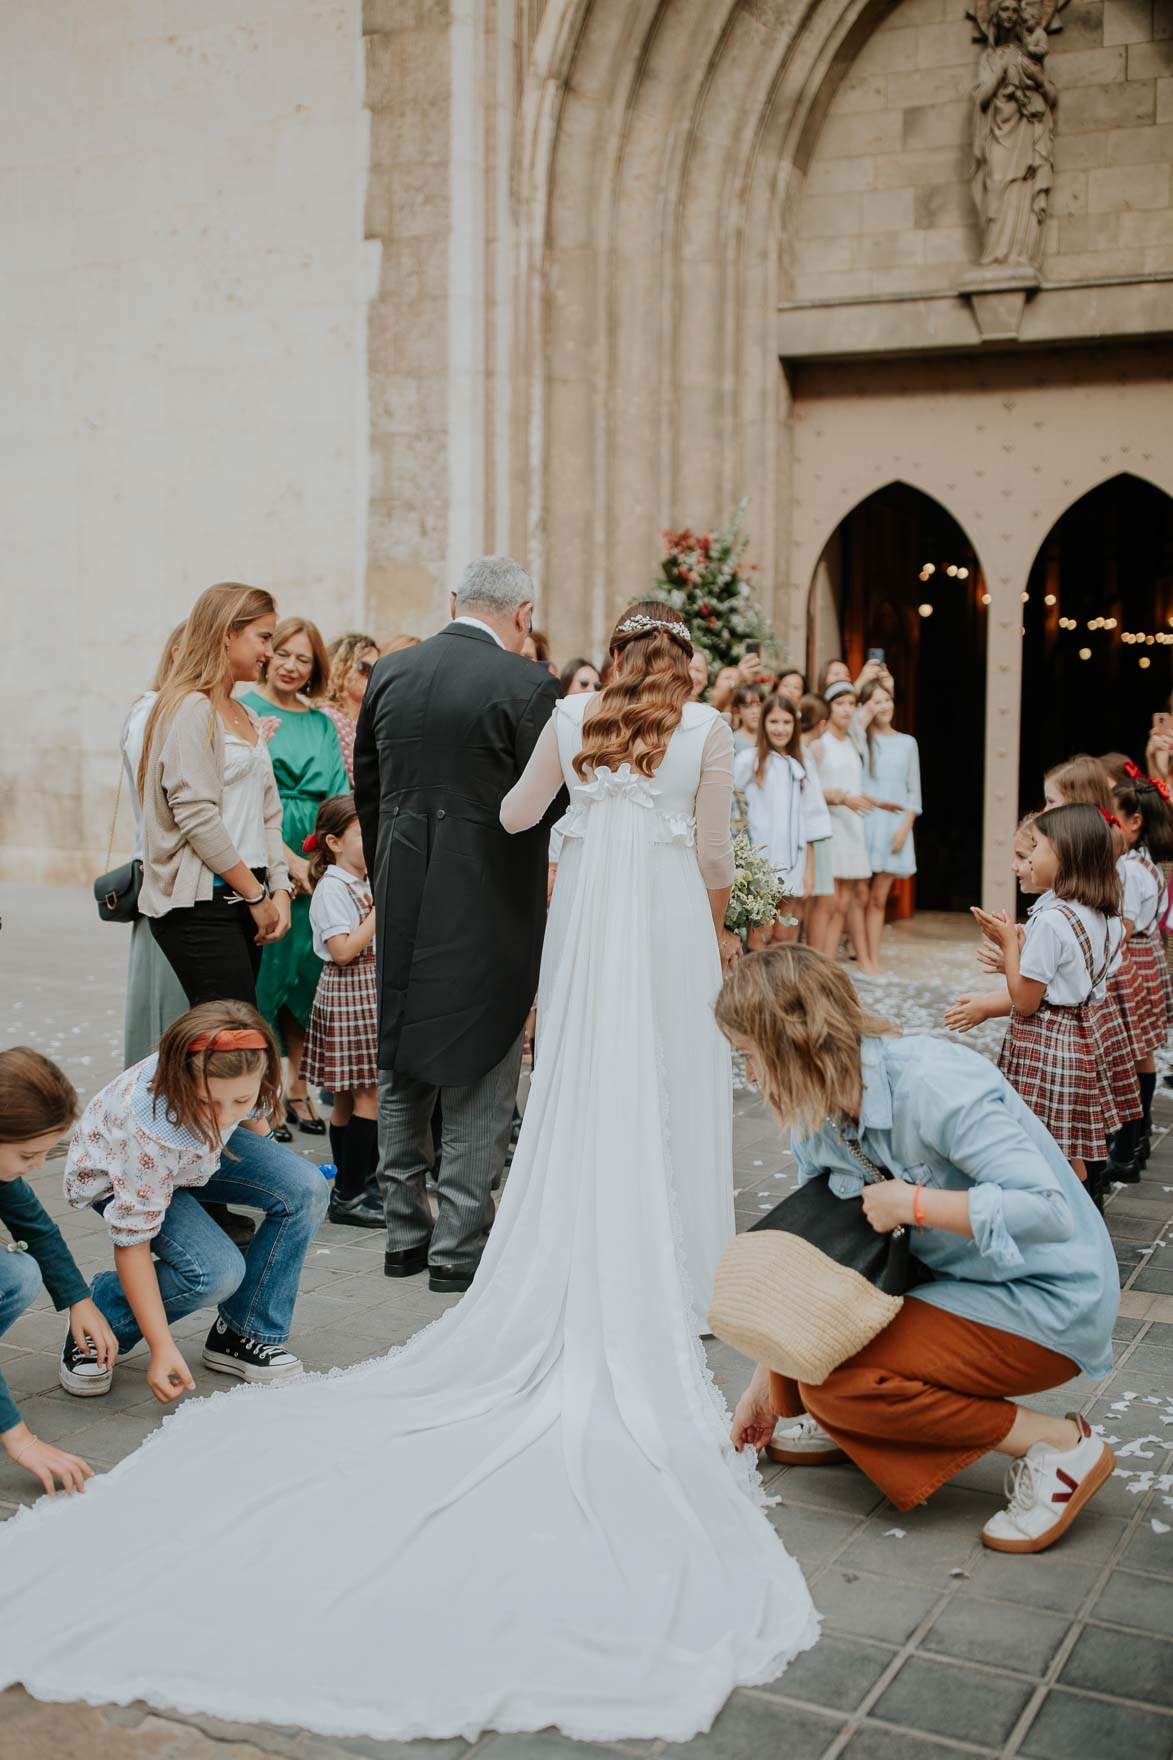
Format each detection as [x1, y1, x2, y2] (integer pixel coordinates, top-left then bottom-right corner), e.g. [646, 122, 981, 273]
[0, 1048, 119, 1496]
[241, 617, 347, 1137]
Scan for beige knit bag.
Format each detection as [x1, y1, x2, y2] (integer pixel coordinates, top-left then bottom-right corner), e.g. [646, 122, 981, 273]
[707, 1139, 912, 1385]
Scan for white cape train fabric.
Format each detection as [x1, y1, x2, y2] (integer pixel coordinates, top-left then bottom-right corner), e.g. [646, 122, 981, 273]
[0, 732, 818, 1744]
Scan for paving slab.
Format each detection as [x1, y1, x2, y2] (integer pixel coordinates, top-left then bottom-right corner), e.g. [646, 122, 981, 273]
[4, 892, 1173, 1759]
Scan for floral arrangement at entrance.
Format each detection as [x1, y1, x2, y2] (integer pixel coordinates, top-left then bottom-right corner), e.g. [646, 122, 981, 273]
[654, 499, 768, 676]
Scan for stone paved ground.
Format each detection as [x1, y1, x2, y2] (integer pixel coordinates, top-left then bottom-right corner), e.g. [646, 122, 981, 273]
[3, 885, 1173, 1760]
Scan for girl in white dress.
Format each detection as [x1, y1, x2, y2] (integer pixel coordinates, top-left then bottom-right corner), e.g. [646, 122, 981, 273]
[0, 600, 817, 1747]
[735, 692, 813, 947]
[810, 681, 877, 974]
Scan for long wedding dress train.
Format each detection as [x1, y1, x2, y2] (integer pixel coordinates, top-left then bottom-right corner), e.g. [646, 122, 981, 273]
[0, 697, 818, 1744]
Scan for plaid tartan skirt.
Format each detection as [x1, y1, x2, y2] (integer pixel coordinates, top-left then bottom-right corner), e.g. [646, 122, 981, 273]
[1087, 992, 1142, 1127]
[301, 951, 379, 1091]
[1113, 933, 1173, 1061]
[997, 1002, 1109, 1162]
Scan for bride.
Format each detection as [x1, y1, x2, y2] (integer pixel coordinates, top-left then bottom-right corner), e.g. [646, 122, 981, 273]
[0, 603, 817, 1744]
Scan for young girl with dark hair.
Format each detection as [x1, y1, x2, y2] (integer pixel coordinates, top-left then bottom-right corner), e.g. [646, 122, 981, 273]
[1106, 771, 1173, 1177]
[970, 804, 1125, 1179]
[61, 1002, 326, 1403]
[301, 795, 381, 1227]
[734, 693, 810, 947]
[0, 1050, 119, 1495]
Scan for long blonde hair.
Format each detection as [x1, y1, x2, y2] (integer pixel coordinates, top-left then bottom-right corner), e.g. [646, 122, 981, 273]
[574, 600, 694, 781]
[138, 584, 275, 798]
[150, 622, 188, 693]
[714, 946, 899, 1137]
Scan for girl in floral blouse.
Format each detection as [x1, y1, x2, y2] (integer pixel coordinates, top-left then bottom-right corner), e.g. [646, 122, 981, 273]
[62, 1002, 327, 1405]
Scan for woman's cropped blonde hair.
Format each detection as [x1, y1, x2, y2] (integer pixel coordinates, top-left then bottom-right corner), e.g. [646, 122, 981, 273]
[715, 946, 898, 1137]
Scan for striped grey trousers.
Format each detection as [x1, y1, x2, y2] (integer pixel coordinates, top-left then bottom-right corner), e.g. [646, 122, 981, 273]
[377, 1033, 523, 1271]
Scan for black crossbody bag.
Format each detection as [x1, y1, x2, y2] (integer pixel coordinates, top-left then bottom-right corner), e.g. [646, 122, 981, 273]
[93, 764, 142, 924]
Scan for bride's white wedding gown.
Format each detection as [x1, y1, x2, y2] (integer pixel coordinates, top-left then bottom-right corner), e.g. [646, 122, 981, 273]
[0, 693, 817, 1744]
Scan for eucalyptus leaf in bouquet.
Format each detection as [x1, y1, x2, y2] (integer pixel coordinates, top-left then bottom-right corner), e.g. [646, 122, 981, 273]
[725, 833, 796, 933]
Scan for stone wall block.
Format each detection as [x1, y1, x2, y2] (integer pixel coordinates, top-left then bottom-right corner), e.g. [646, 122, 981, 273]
[1118, 203, 1173, 240]
[902, 99, 971, 149]
[792, 236, 855, 273]
[1128, 38, 1173, 77]
[1051, 46, 1128, 87]
[369, 100, 448, 170]
[1060, 79, 1156, 130]
[1055, 130, 1113, 170]
[1050, 169, 1089, 215]
[830, 73, 888, 115]
[1108, 120, 1173, 162]
[885, 62, 975, 108]
[854, 228, 927, 269]
[1045, 244, 1148, 274]
[1103, 0, 1154, 43]
[805, 156, 877, 196]
[913, 180, 975, 228]
[857, 185, 917, 233]
[1158, 76, 1173, 120]
[1088, 160, 1171, 210]
[915, 19, 981, 69]
[1059, 210, 1123, 250]
[817, 109, 904, 159]
[791, 268, 875, 300]
[922, 223, 974, 263]
[851, 27, 917, 77]
[798, 191, 864, 237]
[1047, 4, 1113, 56]
[874, 146, 970, 189]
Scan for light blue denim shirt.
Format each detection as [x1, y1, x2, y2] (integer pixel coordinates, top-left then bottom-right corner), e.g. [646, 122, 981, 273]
[791, 1034, 1119, 1379]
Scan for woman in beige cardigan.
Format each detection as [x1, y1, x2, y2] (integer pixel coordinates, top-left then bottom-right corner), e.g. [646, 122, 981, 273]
[138, 583, 293, 1007]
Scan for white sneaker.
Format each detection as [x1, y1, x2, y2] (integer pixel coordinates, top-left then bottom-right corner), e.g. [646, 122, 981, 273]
[981, 1413, 1115, 1554]
[765, 1412, 847, 1466]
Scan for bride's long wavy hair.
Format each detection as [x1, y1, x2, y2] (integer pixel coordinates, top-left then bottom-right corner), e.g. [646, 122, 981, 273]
[573, 600, 695, 781]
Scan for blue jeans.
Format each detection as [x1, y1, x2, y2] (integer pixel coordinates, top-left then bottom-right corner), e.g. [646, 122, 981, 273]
[90, 1127, 328, 1350]
[0, 1248, 44, 1337]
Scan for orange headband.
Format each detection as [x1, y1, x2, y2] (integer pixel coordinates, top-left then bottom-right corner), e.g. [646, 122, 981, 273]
[189, 1029, 269, 1054]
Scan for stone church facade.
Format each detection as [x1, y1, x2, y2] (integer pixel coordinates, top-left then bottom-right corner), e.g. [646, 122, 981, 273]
[2, 0, 1171, 904]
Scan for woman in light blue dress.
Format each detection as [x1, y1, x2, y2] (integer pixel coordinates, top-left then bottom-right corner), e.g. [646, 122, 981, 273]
[860, 681, 921, 971]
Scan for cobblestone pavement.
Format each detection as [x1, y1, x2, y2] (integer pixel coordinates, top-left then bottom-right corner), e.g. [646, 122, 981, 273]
[3, 886, 1173, 1759]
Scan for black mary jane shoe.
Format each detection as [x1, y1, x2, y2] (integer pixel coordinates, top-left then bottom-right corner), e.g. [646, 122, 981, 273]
[272, 1121, 294, 1144]
[286, 1098, 327, 1137]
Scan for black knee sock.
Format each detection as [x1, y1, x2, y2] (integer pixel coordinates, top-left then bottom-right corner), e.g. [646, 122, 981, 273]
[328, 1123, 349, 1197]
[342, 1116, 379, 1202]
[1111, 1118, 1139, 1164]
[1139, 1070, 1157, 1130]
[1084, 1159, 1107, 1213]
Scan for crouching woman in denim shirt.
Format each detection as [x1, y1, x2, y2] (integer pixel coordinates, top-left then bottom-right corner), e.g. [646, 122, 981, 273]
[718, 946, 1119, 1555]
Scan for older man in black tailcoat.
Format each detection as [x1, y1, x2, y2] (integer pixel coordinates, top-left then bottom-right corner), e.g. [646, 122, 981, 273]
[353, 557, 562, 1292]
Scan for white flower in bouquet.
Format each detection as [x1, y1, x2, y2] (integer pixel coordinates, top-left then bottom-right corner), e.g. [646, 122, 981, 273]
[725, 833, 796, 933]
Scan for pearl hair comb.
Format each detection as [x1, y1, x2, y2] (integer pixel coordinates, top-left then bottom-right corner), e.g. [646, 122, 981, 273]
[616, 612, 691, 642]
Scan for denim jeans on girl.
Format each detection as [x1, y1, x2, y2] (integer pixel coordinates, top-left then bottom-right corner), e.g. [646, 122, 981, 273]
[90, 1126, 328, 1349]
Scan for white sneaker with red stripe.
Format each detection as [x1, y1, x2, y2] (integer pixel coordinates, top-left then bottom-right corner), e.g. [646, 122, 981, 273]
[981, 1413, 1115, 1554]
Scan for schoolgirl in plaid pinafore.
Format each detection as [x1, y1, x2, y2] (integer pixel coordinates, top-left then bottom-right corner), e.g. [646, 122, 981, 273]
[998, 903, 1119, 1162]
[301, 868, 379, 1091]
[1110, 847, 1173, 1062]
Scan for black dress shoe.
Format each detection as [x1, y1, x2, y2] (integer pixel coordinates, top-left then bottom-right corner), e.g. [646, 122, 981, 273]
[272, 1122, 294, 1144]
[328, 1193, 384, 1229]
[384, 1243, 431, 1278]
[1106, 1153, 1141, 1184]
[428, 1264, 476, 1294]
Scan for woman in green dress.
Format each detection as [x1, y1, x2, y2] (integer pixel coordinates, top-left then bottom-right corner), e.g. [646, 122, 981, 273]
[241, 617, 348, 1139]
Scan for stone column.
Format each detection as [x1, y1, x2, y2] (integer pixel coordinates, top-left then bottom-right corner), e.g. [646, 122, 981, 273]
[982, 584, 1024, 917]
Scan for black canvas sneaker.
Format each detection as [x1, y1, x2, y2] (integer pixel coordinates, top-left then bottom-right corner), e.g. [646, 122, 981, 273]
[202, 1318, 303, 1383]
[59, 1332, 114, 1397]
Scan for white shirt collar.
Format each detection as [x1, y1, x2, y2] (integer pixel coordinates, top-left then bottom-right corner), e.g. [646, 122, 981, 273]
[451, 615, 505, 650]
[327, 863, 369, 893]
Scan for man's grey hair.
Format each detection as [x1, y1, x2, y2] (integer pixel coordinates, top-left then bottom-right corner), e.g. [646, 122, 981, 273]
[454, 555, 535, 617]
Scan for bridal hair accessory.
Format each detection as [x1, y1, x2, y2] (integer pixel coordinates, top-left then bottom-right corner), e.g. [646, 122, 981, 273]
[302, 833, 320, 853]
[824, 681, 857, 704]
[615, 612, 691, 643]
[189, 1029, 269, 1053]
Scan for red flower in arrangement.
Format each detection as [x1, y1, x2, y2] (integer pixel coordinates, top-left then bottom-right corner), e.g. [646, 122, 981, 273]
[700, 602, 712, 616]
[679, 569, 692, 584]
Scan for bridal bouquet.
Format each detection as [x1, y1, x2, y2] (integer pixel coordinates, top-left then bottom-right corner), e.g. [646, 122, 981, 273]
[725, 833, 795, 933]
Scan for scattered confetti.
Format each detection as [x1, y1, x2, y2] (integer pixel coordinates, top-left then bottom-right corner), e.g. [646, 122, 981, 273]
[883, 1527, 907, 1539]
[1151, 1519, 1170, 1535]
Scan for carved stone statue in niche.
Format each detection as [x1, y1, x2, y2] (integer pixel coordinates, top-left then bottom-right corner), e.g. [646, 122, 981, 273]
[968, 0, 1065, 272]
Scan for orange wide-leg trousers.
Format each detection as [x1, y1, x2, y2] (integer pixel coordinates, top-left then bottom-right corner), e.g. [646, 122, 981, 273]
[770, 1301, 1078, 1511]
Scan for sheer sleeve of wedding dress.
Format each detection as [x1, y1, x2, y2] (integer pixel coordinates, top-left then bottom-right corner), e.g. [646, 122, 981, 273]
[0, 692, 817, 1747]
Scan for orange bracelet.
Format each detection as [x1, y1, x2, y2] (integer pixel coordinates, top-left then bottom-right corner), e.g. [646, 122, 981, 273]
[913, 1184, 926, 1229]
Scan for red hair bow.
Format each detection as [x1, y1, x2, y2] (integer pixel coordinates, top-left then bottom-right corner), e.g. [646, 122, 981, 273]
[189, 1029, 269, 1053]
[1152, 775, 1171, 803]
[1100, 810, 1120, 829]
[302, 833, 319, 853]
[1124, 760, 1143, 781]
[1122, 758, 1171, 802]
